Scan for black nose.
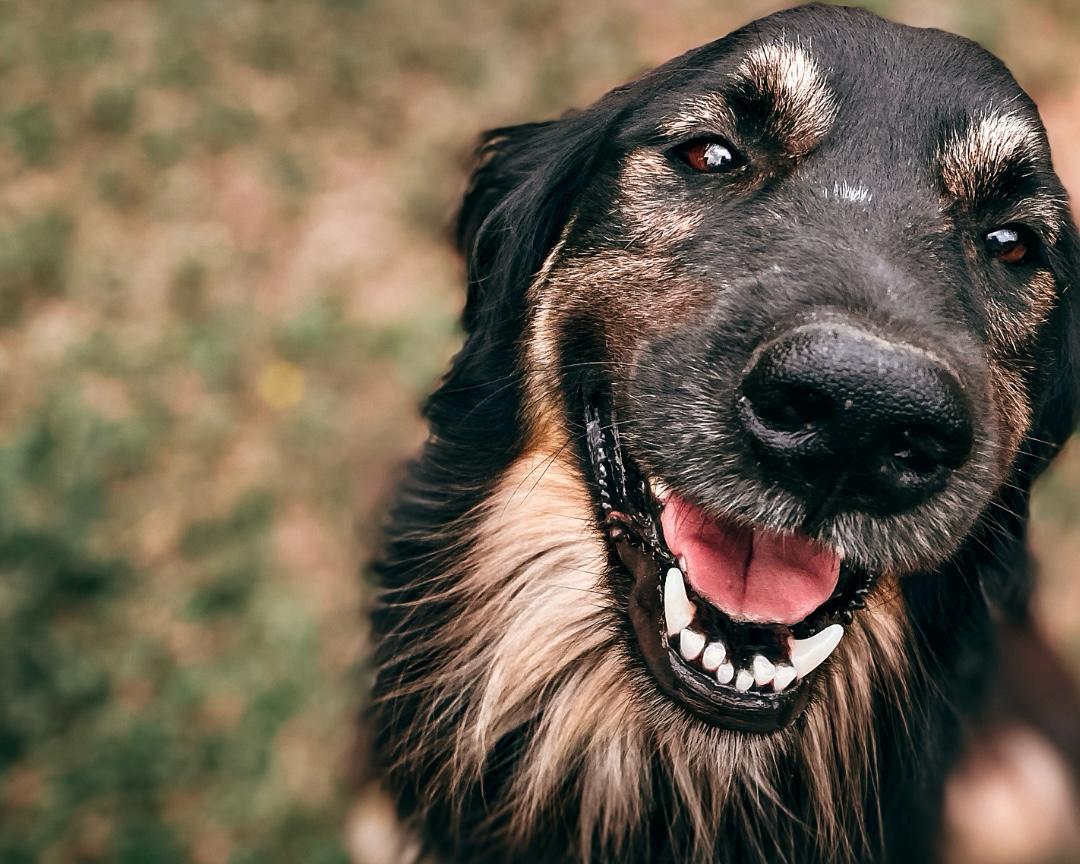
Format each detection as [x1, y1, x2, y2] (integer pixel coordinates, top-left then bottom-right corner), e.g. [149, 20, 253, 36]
[737, 322, 973, 514]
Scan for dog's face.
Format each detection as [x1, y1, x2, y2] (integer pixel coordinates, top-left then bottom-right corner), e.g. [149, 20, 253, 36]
[496, 7, 1077, 732]
[376, 6, 1080, 861]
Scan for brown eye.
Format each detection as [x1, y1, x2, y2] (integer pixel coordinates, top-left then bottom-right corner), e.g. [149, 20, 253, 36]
[676, 137, 743, 174]
[985, 225, 1037, 266]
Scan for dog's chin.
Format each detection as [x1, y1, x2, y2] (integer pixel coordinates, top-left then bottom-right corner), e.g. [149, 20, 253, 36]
[585, 398, 880, 733]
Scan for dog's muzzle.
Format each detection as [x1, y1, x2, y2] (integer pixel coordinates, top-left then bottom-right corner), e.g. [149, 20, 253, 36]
[585, 319, 973, 732]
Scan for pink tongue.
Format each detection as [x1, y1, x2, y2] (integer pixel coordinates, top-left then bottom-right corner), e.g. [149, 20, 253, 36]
[660, 493, 840, 624]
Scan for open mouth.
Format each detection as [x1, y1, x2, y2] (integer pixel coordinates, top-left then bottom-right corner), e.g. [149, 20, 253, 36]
[585, 397, 877, 732]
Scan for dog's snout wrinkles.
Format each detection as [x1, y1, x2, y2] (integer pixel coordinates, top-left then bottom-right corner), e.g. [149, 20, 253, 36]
[737, 322, 973, 513]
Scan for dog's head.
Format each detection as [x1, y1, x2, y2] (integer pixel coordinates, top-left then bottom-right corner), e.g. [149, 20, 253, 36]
[377, 4, 1080, 860]
[454, 3, 1078, 733]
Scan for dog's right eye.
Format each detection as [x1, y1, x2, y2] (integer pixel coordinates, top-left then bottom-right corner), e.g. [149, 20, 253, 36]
[985, 225, 1039, 266]
[675, 137, 744, 174]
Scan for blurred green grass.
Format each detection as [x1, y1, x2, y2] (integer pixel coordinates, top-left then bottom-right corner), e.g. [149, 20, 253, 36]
[0, 1, 1075, 862]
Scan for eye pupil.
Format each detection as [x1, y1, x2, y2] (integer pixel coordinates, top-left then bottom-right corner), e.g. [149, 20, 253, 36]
[985, 225, 1035, 266]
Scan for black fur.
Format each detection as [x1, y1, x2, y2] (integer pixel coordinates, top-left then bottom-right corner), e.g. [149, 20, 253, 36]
[371, 5, 1080, 862]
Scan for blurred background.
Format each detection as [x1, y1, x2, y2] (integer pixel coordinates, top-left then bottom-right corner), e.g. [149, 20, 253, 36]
[0, 1, 1077, 862]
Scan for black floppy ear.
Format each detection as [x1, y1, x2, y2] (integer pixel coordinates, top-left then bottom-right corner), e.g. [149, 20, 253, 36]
[422, 101, 623, 439]
[453, 104, 620, 345]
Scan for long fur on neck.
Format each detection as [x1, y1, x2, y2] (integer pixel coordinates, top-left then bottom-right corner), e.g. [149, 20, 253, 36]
[373, 448, 923, 863]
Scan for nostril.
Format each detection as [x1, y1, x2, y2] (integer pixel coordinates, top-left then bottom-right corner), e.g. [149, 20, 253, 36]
[890, 444, 938, 476]
[883, 426, 964, 476]
[741, 378, 835, 432]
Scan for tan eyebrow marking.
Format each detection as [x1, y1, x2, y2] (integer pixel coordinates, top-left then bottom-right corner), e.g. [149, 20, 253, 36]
[938, 110, 1040, 199]
[938, 109, 1065, 242]
[659, 93, 734, 139]
[732, 40, 838, 156]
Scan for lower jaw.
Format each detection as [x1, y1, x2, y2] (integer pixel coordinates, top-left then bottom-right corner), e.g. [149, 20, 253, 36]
[619, 530, 812, 732]
[586, 398, 876, 733]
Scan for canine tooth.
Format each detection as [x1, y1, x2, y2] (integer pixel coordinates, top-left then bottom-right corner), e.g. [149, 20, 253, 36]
[679, 629, 705, 661]
[789, 624, 845, 679]
[701, 641, 727, 671]
[664, 567, 694, 636]
[752, 655, 776, 687]
[735, 669, 754, 692]
[717, 662, 734, 685]
[772, 664, 797, 692]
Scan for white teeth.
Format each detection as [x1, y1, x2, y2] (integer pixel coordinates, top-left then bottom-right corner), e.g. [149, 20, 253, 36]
[789, 624, 845, 679]
[752, 655, 776, 687]
[677, 555, 687, 572]
[701, 641, 727, 671]
[664, 567, 694, 637]
[679, 628, 705, 661]
[772, 664, 797, 692]
[666, 572, 843, 691]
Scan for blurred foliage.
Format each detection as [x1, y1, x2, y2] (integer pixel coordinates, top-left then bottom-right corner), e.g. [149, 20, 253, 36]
[4, 103, 57, 167]
[0, 0, 1074, 862]
[0, 208, 74, 320]
[88, 86, 138, 136]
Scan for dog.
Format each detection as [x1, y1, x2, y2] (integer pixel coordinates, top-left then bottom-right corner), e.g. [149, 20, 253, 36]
[369, 5, 1080, 862]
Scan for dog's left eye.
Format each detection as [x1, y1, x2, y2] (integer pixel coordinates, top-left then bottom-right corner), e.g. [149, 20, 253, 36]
[675, 137, 744, 174]
[985, 225, 1038, 266]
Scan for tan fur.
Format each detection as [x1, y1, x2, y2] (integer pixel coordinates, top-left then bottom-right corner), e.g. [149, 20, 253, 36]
[659, 93, 736, 139]
[524, 247, 709, 443]
[939, 110, 1041, 199]
[985, 270, 1058, 356]
[984, 358, 1033, 465]
[382, 445, 914, 861]
[734, 41, 839, 156]
[521, 217, 578, 447]
[658, 42, 838, 158]
[982, 268, 1052, 458]
[617, 149, 705, 247]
